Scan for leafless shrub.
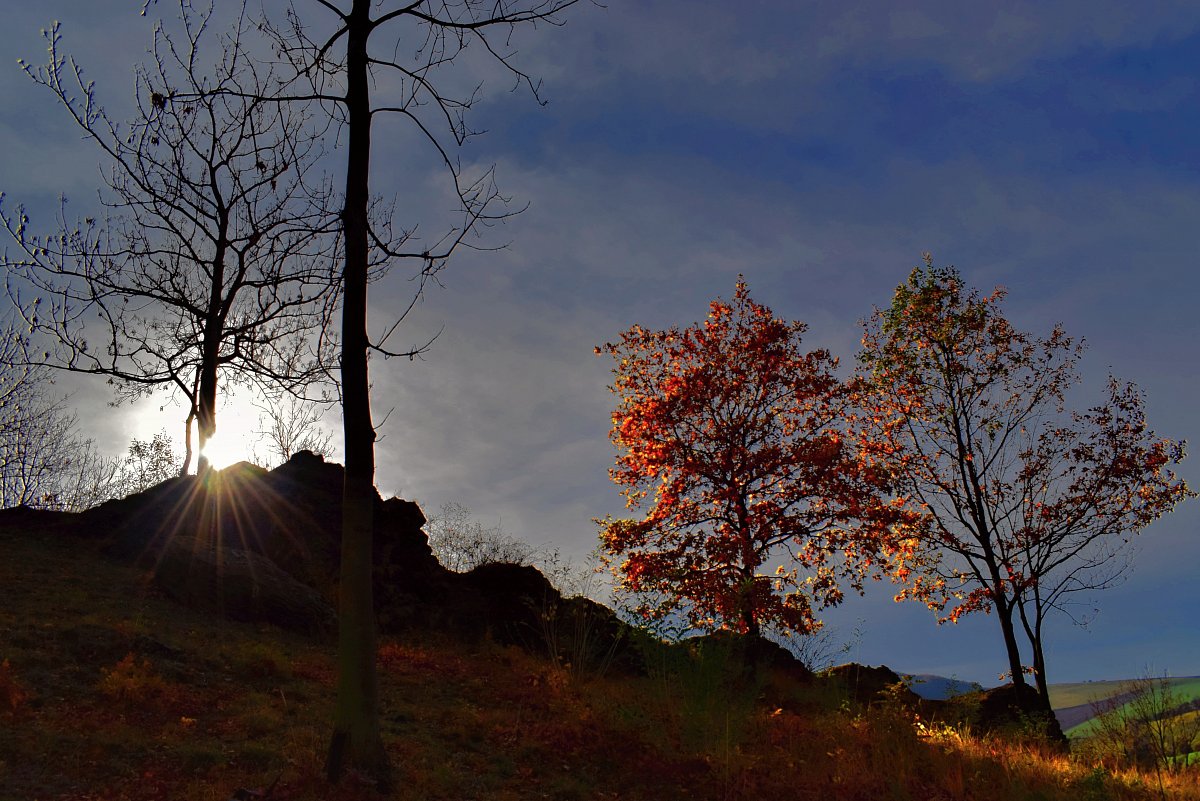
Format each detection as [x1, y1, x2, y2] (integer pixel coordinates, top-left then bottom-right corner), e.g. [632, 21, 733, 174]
[424, 502, 535, 573]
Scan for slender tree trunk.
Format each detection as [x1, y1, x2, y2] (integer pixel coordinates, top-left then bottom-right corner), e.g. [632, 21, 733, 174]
[735, 495, 760, 638]
[196, 345, 219, 474]
[1031, 639, 1050, 708]
[196, 224, 227, 473]
[1015, 598, 1053, 710]
[993, 593, 1027, 688]
[181, 407, 195, 477]
[325, 0, 391, 789]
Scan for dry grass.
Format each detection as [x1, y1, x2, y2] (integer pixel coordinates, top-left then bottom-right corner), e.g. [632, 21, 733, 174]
[1, 525, 1197, 801]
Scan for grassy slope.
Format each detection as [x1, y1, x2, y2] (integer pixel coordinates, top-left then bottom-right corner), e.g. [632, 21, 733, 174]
[2, 526, 1199, 801]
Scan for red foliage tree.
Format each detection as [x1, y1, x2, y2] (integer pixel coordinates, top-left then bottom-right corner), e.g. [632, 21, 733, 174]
[597, 280, 911, 638]
[858, 257, 1193, 708]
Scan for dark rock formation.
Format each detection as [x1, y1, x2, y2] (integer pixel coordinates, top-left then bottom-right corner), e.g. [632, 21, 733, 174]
[971, 682, 1067, 745]
[457, 562, 559, 644]
[0, 506, 77, 537]
[825, 663, 922, 708]
[685, 630, 814, 683]
[1, 451, 636, 666]
[153, 541, 336, 637]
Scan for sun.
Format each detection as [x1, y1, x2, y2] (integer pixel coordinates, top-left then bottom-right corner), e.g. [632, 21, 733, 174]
[199, 429, 252, 470]
[196, 390, 266, 470]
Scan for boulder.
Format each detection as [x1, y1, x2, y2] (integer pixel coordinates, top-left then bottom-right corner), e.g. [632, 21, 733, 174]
[9, 451, 631, 663]
[153, 541, 336, 637]
[456, 562, 561, 645]
[826, 663, 922, 708]
[971, 682, 1067, 745]
[42, 452, 444, 637]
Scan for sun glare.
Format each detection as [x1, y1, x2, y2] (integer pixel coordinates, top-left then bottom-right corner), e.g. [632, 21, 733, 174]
[193, 391, 264, 470]
[200, 430, 250, 471]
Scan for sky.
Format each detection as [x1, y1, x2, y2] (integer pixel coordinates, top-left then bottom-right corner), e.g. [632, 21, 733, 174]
[1, 1, 1198, 687]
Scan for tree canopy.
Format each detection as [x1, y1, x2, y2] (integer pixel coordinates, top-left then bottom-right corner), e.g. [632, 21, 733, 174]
[598, 279, 912, 638]
[858, 257, 1193, 707]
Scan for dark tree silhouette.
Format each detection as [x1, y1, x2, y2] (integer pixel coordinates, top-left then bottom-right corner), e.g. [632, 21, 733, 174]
[0, 321, 178, 510]
[252, 0, 587, 786]
[0, 322, 80, 508]
[1, 3, 339, 473]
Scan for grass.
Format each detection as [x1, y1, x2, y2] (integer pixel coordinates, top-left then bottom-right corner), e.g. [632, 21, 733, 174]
[2, 524, 1199, 800]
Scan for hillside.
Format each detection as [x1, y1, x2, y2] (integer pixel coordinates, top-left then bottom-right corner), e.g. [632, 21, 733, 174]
[2, 510, 1199, 799]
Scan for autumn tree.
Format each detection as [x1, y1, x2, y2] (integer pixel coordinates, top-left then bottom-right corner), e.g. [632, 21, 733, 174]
[1, 2, 338, 474]
[247, 0, 585, 786]
[858, 257, 1193, 710]
[597, 280, 910, 639]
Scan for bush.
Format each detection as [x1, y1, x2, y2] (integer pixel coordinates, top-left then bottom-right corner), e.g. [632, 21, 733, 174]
[424, 501, 535, 572]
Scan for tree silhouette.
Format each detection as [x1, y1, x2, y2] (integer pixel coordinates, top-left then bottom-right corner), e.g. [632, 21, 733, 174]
[0, 322, 81, 508]
[2, 3, 339, 473]
[252, 0, 586, 786]
[598, 280, 912, 638]
[858, 257, 1193, 709]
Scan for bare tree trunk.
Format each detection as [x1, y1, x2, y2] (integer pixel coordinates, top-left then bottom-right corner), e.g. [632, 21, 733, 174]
[196, 347, 219, 474]
[325, 0, 390, 788]
[993, 593, 1028, 689]
[181, 407, 195, 477]
[1016, 598, 1053, 710]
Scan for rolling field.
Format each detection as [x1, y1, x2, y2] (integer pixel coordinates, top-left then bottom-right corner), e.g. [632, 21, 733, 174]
[1050, 678, 1200, 738]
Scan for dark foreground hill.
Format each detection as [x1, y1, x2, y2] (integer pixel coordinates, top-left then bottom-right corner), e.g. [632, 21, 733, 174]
[1, 456, 1196, 800]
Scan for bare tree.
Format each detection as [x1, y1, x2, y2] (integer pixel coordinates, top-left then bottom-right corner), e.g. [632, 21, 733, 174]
[0, 320, 179, 510]
[1085, 671, 1200, 789]
[245, 0, 587, 786]
[424, 501, 534, 572]
[1, 1, 339, 474]
[252, 395, 334, 467]
[0, 324, 80, 508]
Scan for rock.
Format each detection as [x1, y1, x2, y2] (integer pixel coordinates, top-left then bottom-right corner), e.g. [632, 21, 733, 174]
[971, 682, 1067, 745]
[10, 451, 633, 661]
[457, 562, 561, 646]
[66, 451, 447, 636]
[826, 663, 922, 708]
[153, 541, 336, 637]
[0, 505, 78, 538]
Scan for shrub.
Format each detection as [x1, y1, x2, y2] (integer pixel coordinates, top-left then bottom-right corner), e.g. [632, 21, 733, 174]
[424, 501, 535, 572]
[0, 659, 30, 715]
[97, 653, 175, 702]
[1081, 671, 1200, 788]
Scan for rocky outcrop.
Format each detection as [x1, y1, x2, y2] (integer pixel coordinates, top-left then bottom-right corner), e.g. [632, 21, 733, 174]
[973, 682, 1067, 745]
[153, 541, 336, 637]
[825, 663, 922, 708]
[5, 452, 628, 655]
[685, 631, 814, 683]
[0, 451, 644, 670]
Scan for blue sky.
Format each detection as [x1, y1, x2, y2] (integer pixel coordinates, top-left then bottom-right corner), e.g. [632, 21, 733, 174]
[1, 2, 1197, 686]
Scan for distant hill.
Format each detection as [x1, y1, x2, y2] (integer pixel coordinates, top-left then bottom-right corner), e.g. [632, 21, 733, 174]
[904, 674, 985, 700]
